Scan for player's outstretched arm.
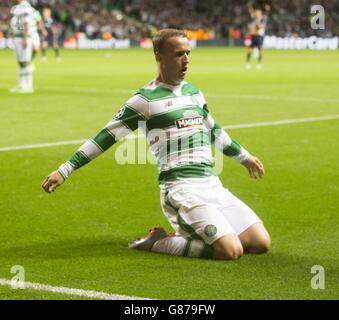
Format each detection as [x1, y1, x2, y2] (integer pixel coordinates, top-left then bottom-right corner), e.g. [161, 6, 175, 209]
[242, 155, 265, 179]
[42, 170, 65, 193]
[248, 1, 255, 15]
[41, 94, 147, 194]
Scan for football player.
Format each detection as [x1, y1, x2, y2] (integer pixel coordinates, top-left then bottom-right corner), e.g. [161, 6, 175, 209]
[245, 2, 270, 69]
[41, 7, 61, 62]
[43, 29, 271, 260]
[9, 0, 35, 93]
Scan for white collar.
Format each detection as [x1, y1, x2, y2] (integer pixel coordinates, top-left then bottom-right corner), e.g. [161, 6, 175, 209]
[154, 78, 186, 91]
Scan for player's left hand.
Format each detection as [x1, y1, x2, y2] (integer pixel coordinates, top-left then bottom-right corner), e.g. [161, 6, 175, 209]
[42, 170, 65, 193]
[242, 156, 265, 179]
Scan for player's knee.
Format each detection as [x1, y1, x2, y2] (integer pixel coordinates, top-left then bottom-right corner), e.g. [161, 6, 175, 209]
[212, 236, 244, 260]
[259, 234, 271, 253]
[252, 234, 271, 254]
[225, 245, 243, 260]
[216, 246, 243, 260]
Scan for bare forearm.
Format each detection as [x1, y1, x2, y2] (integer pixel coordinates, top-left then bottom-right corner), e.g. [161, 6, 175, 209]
[23, 22, 28, 40]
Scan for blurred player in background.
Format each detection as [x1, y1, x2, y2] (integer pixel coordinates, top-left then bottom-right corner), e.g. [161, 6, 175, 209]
[31, 7, 47, 63]
[41, 7, 61, 62]
[9, 0, 35, 93]
[245, 2, 270, 69]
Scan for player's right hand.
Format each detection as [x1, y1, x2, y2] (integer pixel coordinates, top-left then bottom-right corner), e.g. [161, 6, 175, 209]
[42, 170, 65, 193]
[242, 156, 265, 179]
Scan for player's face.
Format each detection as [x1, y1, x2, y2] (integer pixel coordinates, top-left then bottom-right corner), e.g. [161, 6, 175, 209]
[157, 36, 190, 86]
[43, 8, 51, 18]
[255, 9, 262, 19]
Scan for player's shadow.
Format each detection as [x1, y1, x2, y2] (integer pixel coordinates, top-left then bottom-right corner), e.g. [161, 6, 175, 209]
[1, 241, 337, 275]
[0, 237, 131, 260]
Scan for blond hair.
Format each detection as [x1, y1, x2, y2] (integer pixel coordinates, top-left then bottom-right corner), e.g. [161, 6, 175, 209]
[152, 29, 187, 53]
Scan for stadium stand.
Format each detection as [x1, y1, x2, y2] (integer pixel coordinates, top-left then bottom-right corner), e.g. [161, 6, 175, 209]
[0, 0, 338, 41]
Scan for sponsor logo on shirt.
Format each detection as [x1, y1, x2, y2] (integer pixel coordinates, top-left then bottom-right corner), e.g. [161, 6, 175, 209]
[164, 100, 173, 108]
[175, 110, 203, 129]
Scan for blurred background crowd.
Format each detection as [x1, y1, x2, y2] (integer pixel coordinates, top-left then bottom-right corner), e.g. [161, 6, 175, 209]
[0, 0, 338, 41]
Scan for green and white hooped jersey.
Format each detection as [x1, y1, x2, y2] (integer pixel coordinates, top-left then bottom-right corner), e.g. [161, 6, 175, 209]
[58, 80, 250, 183]
[30, 10, 42, 36]
[10, 1, 35, 38]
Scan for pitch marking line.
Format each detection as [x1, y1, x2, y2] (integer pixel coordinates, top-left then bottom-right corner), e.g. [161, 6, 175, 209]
[0, 114, 338, 152]
[0, 139, 87, 152]
[2, 84, 339, 103]
[223, 114, 339, 129]
[0, 278, 151, 300]
[208, 92, 339, 104]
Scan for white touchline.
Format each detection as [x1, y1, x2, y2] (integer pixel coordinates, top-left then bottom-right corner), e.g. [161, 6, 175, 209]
[0, 139, 87, 152]
[206, 92, 339, 104]
[0, 114, 338, 152]
[223, 114, 339, 129]
[0, 278, 152, 300]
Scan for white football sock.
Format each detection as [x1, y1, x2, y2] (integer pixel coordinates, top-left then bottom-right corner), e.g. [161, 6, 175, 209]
[152, 235, 213, 259]
[19, 67, 26, 88]
[25, 65, 33, 89]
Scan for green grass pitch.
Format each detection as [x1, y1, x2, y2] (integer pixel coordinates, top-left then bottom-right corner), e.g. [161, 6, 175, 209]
[0, 47, 338, 300]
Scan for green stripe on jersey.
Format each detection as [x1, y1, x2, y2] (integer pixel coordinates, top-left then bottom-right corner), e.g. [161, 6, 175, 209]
[146, 106, 204, 130]
[159, 163, 216, 183]
[223, 140, 241, 157]
[211, 122, 222, 143]
[159, 131, 211, 159]
[93, 128, 116, 151]
[137, 86, 176, 101]
[116, 105, 146, 131]
[68, 150, 90, 169]
[202, 104, 209, 118]
[181, 83, 199, 96]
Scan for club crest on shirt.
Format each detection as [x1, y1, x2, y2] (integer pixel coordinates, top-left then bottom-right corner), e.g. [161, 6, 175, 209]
[175, 110, 203, 129]
[114, 106, 126, 120]
[204, 224, 217, 237]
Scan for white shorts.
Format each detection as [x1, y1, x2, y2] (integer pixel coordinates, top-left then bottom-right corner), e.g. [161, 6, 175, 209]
[13, 38, 33, 62]
[160, 176, 262, 245]
[31, 33, 41, 48]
